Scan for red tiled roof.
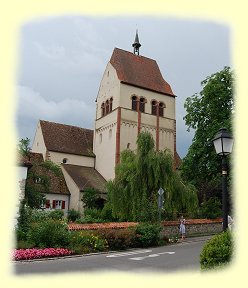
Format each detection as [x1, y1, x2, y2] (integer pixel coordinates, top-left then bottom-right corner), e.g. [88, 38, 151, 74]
[110, 48, 175, 96]
[62, 164, 107, 193]
[40, 120, 94, 157]
[68, 222, 138, 231]
[161, 218, 222, 226]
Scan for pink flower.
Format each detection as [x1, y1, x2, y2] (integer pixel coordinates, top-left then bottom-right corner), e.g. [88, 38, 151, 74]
[13, 248, 73, 261]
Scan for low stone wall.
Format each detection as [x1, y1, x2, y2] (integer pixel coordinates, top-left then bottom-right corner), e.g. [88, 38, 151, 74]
[68, 218, 223, 236]
[161, 218, 222, 236]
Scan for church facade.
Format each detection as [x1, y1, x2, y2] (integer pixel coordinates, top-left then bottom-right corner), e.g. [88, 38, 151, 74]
[30, 32, 178, 214]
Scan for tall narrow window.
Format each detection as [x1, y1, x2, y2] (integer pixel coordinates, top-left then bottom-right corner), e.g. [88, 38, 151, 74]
[140, 97, 145, 113]
[106, 100, 110, 114]
[101, 102, 105, 117]
[151, 100, 157, 115]
[132, 95, 138, 111]
[110, 97, 113, 112]
[159, 102, 165, 117]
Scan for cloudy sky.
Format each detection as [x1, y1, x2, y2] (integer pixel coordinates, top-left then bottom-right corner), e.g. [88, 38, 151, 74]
[16, 15, 230, 158]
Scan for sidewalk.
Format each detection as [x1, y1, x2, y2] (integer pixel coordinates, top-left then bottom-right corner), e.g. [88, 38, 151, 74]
[178, 235, 213, 244]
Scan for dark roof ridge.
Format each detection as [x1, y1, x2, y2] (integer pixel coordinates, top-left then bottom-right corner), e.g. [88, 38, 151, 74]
[113, 47, 157, 62]
[39, 119, 93, 132]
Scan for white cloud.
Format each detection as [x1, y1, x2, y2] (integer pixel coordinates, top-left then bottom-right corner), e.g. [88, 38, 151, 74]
[17, 85, 94, 133]
[34, 42, 66, 60]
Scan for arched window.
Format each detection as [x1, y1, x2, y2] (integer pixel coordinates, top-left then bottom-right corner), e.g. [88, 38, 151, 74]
[140, 97, 145, 113]
[101, 102, 105, 117]
[99, 133, 102, 144]
[151, 100, 157, 115]
[106, 100, 110, 114]
[110, 97, 113, 112]
[132, 95, 138, 111]
[159, 102, 165, 117]
[62, 158, 68, 164]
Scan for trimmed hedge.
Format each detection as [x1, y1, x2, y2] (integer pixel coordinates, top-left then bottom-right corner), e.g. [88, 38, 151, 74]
[200, 230, 233, 270]
[94, 228, 137, 250]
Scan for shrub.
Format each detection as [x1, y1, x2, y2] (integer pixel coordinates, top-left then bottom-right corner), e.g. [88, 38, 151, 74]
[75, 208, 104, 223]
[69, 231, 108, 254]
[200, 230, 233, 270]
[48, 210, 64, 220]
[29, 209, 50, 223]
[95, 228, 136, 250]
[100, 203, 118, 222]
[134, 223, 162, 247]
[26, 219, 70, 248]
[68, 209, 81, 222]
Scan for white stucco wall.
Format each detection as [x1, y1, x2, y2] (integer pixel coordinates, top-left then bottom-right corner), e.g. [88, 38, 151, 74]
[96, 63, 120, 120]
[44, 193, 70, 216]
[48, 151, 95, 167]
[94, 110, 117, 180]
[61, 166, 84, 214]
[32, 121, 47, 159]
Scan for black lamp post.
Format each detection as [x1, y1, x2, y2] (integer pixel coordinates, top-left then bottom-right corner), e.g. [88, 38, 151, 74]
[213, 128, 233, 231]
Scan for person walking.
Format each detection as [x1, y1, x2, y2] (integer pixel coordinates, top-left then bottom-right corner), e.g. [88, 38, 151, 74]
[179, 216, 186, 240]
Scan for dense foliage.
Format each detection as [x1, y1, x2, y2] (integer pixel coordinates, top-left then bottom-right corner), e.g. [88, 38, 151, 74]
[107, 132, 198, 221]
[15, 208, 167, 259]
[134, 223, 162, 247]
[200, 230, 233, 270]
[199, 197, 222, 219]
[18, 137, 31, 156]
[181, 67, 234, 208]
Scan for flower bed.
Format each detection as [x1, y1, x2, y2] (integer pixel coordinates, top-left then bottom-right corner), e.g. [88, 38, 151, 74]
[13, 248, 73, 261]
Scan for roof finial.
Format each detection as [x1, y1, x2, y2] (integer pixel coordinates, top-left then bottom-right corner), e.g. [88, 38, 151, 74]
[132, 29, 141, 55]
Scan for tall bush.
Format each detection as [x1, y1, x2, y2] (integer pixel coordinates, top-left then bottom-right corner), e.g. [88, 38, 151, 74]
[134, 223, 162, 247]
[27, 219, 70, 248]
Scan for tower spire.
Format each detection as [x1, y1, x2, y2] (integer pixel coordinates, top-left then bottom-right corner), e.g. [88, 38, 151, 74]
[132, 30, 141, 55]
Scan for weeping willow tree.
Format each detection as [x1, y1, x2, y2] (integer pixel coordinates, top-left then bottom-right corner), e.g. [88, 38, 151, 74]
[107, 132, 198, 222]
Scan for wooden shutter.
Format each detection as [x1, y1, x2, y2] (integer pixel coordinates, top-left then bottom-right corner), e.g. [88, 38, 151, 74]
[62, 201, 65, 209]
[46, 200, 50, 208]
[52, 200, 56, 209]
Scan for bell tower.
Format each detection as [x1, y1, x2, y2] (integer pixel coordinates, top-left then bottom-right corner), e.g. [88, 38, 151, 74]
[94, 36, 176, 181]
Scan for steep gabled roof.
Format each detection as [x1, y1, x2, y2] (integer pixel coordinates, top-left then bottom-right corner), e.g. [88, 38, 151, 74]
[39, 120, 94, 157]
[62, 164, 107, 193]
[110, 48, 175, 96]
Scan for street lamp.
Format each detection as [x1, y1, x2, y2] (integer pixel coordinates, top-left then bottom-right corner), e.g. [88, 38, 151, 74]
[213, 128, 234, 231]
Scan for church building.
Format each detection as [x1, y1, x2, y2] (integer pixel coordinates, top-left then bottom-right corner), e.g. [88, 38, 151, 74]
[31, 31, 179, 214]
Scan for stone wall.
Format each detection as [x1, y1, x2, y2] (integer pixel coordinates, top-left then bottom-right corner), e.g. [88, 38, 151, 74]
[68, 218, 223, 236]
[160, 219, 223, 236]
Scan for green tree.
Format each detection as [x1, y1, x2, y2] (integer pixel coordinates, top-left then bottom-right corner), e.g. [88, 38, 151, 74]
[107, 132, 198, 222]
[181, 66, 234, 207]
[18, 138, 31, 156]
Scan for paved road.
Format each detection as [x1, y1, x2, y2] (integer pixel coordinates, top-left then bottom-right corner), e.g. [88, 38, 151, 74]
[14, 236, 211, 274]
